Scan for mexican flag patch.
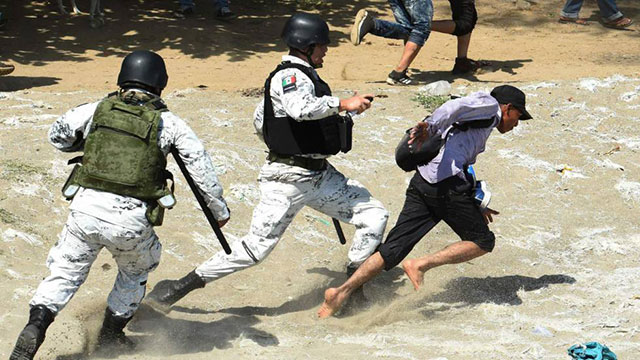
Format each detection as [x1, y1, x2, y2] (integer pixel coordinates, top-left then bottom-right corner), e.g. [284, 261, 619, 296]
[282, 75, 297, 93]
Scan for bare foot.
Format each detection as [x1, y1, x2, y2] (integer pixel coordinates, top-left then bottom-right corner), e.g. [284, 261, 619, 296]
[402, 259, 424, 290]
[317, 287, 348, 319]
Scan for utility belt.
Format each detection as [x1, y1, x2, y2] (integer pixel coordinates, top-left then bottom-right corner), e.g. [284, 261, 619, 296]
[267, 151, 328, 171]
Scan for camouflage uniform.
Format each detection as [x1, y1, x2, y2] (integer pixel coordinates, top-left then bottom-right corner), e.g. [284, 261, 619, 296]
[32, 90, 229, 318]
[195, 56, 388, 281]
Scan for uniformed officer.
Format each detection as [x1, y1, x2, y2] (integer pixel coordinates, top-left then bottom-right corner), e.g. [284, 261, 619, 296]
[10, 50, 230, 360]
[146, 13, 389, 312]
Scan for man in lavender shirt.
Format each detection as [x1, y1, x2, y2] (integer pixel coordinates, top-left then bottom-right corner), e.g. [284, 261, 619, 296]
[318, 85, 532, 318]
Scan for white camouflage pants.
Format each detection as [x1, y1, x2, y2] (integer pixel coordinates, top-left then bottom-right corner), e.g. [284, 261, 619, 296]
[30, 211, 162, 318]
[196, 162, 389, 282]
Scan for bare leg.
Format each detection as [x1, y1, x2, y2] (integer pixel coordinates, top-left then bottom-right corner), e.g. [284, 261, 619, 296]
[456, 33, 471, 59]
[402, 241, 487, 290]
[431, 20, 471, 59]
[394, 41, 422, 73]
[431, 20, 456, 34]
[318, 252, 386, 318]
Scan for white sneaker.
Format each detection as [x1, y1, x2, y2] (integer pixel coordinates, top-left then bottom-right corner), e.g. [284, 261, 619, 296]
[386, 70, 413, 86]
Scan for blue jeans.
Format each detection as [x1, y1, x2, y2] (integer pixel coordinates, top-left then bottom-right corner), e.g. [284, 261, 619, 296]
[372, 0, 433, 46]
[180, 0, 229, 10]
[561, 0, 622, 22]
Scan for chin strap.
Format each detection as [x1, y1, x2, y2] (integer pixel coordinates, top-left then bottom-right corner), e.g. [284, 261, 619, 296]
[305, 44, 322, 69]
[292, 46, 322, 69]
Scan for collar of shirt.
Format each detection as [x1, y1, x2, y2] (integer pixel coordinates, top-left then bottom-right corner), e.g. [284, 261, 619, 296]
[282, 55, 314, 69]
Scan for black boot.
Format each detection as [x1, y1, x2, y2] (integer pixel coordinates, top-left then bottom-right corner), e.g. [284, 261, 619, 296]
[95, 308, 135, 351]
[146, 270, 205, 313]
[10, 305, 55, 360]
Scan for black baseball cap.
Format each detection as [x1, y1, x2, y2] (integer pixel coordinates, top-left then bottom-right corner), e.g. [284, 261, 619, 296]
[490, 85, 532, 120]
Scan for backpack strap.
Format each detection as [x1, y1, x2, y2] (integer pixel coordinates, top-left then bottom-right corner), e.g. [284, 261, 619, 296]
[452, 117, 496, 131]
[442, 117, 497, 144]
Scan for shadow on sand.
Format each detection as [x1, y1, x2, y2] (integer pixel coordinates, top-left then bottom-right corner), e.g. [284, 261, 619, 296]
[408, 58, 534, 85]
[0, 75, 61, 91]
[0, 0, 389, 66]
[416, 274, 577, 317]
[55, 305, 279, 359]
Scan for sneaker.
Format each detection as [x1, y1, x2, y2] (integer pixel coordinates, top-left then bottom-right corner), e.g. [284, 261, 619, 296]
[350, 9, 374, 45]
[173, 6, 194, 19]
[386, 70, 413, 86]
[451, 57, 489, 74]
[216, 7, 236, 19]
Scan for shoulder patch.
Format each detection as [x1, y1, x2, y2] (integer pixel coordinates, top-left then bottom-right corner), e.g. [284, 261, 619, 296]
[282, 75, 297, 93]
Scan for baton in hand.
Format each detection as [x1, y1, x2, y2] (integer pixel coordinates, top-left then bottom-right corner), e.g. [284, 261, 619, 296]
[170, 147, 232, 254]
[332, 218, 347, 245]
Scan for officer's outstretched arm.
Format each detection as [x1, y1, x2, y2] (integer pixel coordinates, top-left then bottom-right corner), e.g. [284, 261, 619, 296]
[339, 92, 374, 115]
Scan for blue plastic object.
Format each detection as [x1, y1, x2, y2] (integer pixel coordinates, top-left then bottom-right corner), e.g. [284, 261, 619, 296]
[567, 342, 617, 360]
[466, 166, 491, 209]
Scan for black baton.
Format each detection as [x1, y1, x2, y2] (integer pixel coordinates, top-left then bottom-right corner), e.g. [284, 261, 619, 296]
[170, 147, 232, 254]
[332, 218, 346, 245]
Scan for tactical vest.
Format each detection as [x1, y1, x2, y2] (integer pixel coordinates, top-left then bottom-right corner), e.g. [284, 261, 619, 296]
[262, 62, 352, 156]
[63, 94, 174, 225]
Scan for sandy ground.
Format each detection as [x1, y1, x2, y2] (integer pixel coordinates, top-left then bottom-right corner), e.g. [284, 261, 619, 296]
[1, 0, 640, 359]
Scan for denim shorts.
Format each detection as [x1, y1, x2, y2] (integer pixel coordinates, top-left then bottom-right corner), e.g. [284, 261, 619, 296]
[374, 0, 433, 46]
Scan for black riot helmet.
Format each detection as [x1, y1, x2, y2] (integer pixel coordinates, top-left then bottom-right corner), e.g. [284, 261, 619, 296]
[117, 50, 168, 95]
[281, 13, 330, 50]
[281, 13, 330, 68]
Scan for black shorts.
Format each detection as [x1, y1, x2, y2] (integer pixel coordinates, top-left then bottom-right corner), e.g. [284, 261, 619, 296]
[449, 0, 478, 36]
[378, 172, 495, 270]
